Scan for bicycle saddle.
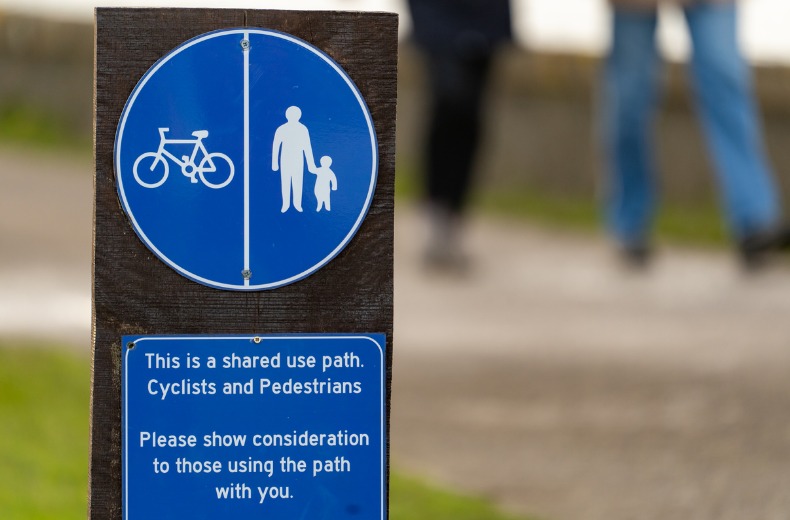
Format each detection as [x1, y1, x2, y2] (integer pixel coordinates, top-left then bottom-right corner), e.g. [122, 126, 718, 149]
[192, 130, 209, 139]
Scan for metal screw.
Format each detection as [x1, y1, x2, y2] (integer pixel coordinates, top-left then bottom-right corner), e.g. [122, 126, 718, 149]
[240, 39, 250, 51]
[242, 269, 252, 280]
[127, 341, 135, 350]
[253, 336, 262, 344]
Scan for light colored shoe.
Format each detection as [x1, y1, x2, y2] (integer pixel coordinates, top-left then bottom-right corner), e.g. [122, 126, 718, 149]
[422, 204, 471, 274]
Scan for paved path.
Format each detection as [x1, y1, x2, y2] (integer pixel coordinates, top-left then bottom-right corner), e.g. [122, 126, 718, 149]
[3, 147, 790, 519]
[0, 147, 91, 347]
[393, 212, 790, 520]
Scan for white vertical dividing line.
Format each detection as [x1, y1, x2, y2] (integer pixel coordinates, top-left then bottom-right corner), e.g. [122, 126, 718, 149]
[243, 31, 251, 287]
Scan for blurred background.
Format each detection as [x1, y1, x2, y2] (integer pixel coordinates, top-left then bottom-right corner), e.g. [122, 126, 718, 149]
[2, 1, 790, 519]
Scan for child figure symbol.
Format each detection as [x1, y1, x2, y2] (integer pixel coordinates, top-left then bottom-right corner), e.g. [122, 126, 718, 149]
[313, 156, 338, 212]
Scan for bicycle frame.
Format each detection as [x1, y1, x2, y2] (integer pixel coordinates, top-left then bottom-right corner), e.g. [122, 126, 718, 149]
[152, 128, 215, 172]
[132, 127, 233, 189]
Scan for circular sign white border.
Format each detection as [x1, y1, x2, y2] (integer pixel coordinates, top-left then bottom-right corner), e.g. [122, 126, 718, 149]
[114, 28, 379, 291]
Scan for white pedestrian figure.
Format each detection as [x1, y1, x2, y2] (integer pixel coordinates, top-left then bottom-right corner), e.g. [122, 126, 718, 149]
[271, 106, 317, 213]
[312, 155, 338, 212]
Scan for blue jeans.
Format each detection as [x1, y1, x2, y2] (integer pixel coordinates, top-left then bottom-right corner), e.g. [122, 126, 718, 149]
[603, 2, 781, 245]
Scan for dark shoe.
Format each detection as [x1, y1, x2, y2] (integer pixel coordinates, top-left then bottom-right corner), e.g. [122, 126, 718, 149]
[620, 244, 652, 270]
[738, 225, 790, 270]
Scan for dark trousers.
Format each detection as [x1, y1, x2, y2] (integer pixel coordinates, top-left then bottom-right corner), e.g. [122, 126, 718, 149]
[424, 51, 493, 215]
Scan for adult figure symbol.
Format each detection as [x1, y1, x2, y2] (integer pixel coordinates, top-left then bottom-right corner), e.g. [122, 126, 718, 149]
[272, 106, 317, 213]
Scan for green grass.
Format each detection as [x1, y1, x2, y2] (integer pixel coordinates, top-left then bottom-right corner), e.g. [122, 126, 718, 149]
[0, 343, 90, 520]
[477, 188, 727, 247]
[0, 103, 90, 152]
[397, 169, 728, 247]
[391, 473, 530, 520]
[0, 342, 534, 520]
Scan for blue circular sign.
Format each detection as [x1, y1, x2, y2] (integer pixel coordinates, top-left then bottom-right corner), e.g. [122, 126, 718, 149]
[115, 28, 378, 290]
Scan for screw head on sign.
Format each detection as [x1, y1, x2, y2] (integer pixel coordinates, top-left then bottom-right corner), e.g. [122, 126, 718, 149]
[242, 269, 252, 280]
[253, 337, 262, 344]
[240, 39, 250, 51]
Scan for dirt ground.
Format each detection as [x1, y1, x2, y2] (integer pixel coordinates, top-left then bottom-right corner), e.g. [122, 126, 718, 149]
[3, 147, 790, 520]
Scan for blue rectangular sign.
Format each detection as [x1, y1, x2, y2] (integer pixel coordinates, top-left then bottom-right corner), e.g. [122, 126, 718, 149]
[122, 334, 386, 520]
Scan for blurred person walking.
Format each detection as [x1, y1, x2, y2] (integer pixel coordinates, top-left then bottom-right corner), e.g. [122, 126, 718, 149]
[408, 0, 512, 271]
[603, 0, 789, 268]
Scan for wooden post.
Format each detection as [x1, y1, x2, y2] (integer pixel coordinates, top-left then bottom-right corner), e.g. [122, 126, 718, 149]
[91, 8, 397, 518]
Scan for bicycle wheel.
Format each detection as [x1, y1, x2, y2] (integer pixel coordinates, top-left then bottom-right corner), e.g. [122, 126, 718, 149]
[133, 152, 169, 188]
[198, 153, 235, 189]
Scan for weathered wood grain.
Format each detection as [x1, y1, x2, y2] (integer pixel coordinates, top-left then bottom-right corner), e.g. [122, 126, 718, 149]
[91, 8, 397, 518]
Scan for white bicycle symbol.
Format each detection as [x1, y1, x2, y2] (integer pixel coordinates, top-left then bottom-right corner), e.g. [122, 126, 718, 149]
[133, 128, 235, 189]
